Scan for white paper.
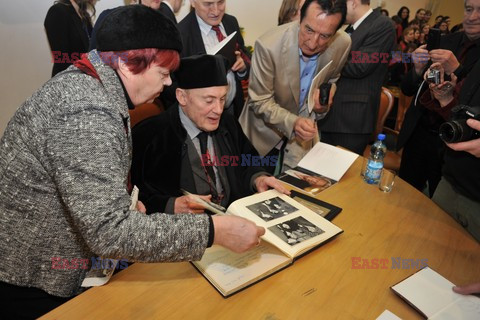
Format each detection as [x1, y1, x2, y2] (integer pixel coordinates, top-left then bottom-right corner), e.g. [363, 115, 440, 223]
[307, 60, 333, 113]
[376, 310, 402, 320]
[297, 142, 358, 181]
[392, 267, 480, 319]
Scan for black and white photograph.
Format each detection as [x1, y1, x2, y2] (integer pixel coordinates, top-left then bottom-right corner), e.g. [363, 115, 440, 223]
[269, 217, 324, 246]
[246, 197, 298, 222]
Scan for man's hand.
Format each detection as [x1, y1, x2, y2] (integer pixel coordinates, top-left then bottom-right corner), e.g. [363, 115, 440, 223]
[294, 117, 316, 142]
[136, 200, 146, 214]
[446, 119, 480, 158]
[174, 194, 212, 214]
[231, 51, 247, 73]
[412, 44, 429, 75]
[312, 83, 336, 114]
[212, 215, 265, 253]
[429, 49, 460, 75]
[424, 62, 457, 107]
[453, 282, 480, 295]
[254, 175, 291, 195]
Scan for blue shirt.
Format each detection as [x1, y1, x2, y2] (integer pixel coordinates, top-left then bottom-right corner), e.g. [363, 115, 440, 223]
[299, 49, 319, 109]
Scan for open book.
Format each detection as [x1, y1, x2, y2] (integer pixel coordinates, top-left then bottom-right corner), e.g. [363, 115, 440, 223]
[192, 189, 343, 297]
[391, 267, 480, 319]
[206, 31, 237, 69]
[278, 142, 358, 195]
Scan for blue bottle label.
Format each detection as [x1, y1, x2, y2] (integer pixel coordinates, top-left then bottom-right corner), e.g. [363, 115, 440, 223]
[364, 160, 383, 184]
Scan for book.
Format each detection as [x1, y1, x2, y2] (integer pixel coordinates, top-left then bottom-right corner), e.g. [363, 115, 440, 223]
[289, 190, 341, 221]
[206, 31, 237, 69]
[391, 267, 480, 319]
[307, 60, 334, 113]
[192, 189, 343, 297]
[278, 142, 358, 195]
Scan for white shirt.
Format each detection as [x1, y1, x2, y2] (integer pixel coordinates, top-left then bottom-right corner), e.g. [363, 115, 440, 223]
[195, 14, 236, 109]
[352, 8, 373, 30]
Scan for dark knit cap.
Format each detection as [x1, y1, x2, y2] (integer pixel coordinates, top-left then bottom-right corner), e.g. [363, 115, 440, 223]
[96, 5, 182, 52]
[176, 55, 229, 89]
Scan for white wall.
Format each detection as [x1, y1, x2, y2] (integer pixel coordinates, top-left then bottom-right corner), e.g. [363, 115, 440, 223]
[0, 0, 283, 135]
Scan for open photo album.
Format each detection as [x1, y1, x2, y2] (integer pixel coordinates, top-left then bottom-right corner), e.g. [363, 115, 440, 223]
[192, 189, 343, 297]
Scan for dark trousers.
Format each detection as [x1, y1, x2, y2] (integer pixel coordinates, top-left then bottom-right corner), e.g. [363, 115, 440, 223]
[399, 123, 444, 197]
[321, 132, 371, 155]
[0, 281, 71, 319]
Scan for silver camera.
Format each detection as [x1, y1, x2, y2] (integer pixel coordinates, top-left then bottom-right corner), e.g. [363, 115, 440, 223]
[426, 69, 441, 84]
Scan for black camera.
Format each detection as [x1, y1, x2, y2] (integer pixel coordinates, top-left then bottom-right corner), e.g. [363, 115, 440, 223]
[439, 105, 480, 143]
[426, 69, 441, 84]
[319, 83, 332, 106]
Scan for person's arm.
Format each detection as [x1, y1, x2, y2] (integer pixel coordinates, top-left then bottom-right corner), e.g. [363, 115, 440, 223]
[446, 119, 480, 157]
[400, 45, 429, 96]
[419, 63, 461, 120]
[44, 105, 263, 259]
[253, 175, 291, 194]
[230, 16, 250, 78]
[247, 38, 300, 139]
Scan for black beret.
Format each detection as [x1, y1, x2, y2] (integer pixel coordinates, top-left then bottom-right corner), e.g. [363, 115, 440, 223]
[176, 55, 229, 89]
[96, 5, 182, 52]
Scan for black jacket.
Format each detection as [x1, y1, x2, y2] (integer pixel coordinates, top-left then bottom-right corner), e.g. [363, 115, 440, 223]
[177, 11, 250, 117]
[131, 105, 265, 214]
[44, 3, 91, 77]
[397, 32, 480, 150]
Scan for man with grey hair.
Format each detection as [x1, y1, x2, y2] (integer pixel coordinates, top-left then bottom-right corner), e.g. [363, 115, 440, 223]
[177, 0, 251, 117]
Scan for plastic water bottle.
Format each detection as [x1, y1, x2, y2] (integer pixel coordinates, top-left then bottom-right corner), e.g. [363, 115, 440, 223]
[364, 134, 386, 184]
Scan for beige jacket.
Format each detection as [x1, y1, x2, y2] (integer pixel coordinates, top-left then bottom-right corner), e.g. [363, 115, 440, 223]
[239, 22, 351, 166]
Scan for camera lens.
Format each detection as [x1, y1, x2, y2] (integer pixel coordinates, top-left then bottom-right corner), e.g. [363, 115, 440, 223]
[439, 120, 471, 143]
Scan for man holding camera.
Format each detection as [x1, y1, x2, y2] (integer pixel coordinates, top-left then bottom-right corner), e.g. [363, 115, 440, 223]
[420, 55, 480, 242]
[397, 0, 480, 197]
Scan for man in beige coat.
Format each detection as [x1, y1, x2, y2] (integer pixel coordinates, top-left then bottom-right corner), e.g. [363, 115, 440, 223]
[239, 0, 351, 171]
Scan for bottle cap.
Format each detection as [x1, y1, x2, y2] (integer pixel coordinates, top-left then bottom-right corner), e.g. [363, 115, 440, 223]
[378, 134, 386, 140]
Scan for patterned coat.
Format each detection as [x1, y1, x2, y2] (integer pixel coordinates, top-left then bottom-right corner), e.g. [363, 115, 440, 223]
[0, 51, 210, 298]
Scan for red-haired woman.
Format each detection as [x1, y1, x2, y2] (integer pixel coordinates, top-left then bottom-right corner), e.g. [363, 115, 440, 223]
[0, 6, 263, 318]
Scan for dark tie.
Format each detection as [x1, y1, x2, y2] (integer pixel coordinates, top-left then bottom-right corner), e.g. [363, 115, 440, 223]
[197, 132, 217, 191]
[211, 25, 226, 42]
[345, 25, 354, 35]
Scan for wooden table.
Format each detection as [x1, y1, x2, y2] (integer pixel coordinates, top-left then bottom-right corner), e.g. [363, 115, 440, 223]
[42, 158, 480, 319]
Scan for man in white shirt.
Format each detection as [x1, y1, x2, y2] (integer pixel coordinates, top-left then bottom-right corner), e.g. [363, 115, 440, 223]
[177, 0, 251, 117]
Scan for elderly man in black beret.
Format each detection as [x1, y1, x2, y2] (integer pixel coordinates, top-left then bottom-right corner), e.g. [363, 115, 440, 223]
[131, 54, 289, 215]
[0, 6, 265, 318]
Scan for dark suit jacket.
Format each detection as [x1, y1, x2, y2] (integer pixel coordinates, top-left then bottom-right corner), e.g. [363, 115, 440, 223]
[177, 11, 250, 117]
[159, 2, 177, 23]
[443, 59, 480, 201]
[44, 3, 91, 77]
[131, 105, 265, 214]
[319, 9, 396, 135]
[397, 32, 480, 150]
